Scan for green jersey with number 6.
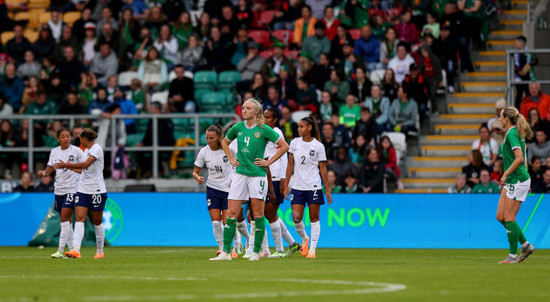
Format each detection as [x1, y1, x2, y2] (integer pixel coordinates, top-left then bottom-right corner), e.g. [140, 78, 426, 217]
[501, 126, 530, 184]
[226, 121, 281, 177]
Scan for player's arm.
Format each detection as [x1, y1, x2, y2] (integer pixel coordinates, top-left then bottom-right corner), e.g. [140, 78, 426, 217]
[255, 138, 289, 167]
[70, 169, 83, 174]
[54, 156, 96, 170]
[283, 153, 295, 200]
[37, 165, 55, 177]
[319, 161, 332, 204]
[192, 166, 204, 184]
[266, 165, 276, 202]
[222, 137, 238, 167]
[500, 148, 525, 185]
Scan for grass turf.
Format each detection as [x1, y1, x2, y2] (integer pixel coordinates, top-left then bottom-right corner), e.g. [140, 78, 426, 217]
[0, 247, 549, 302]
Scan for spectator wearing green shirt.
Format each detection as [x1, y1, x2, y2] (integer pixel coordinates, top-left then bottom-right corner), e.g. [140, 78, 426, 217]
[388, 86, 418, 134]
[25, 90, 58, 115]
[448, 173, 472, 193]
[472, 169, 501, 193]
[324, 69, 350, 106]
[339, 94, 361, 128]
[301, 21, 331, 63]
[458, 0, 487, 50]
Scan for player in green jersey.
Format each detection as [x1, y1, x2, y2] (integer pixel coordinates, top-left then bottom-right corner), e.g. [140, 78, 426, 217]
[210, 98, 289, 261]
[496, 106, 536, 264]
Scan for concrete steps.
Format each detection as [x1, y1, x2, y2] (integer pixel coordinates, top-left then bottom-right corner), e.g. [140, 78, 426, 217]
[474, 61, 506, 72]
[461, 81, 506, 92]
[487, 40, 515, 50]
[499, 10, 528, 21]
[402, 178, 455, 189]
[434, 124, 480, 135]
[423, 135, 479, 145]
[421, 145, 472, 156]
[408, 167, 462, 178]
[448, 103, 495, 113]
[435, 113, 495, 124]
[463, 71, 507, 81]
[407, 156, 469, 167]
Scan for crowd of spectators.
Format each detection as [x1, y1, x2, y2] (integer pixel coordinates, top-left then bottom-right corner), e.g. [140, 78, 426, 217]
[0, 0, 502, 185]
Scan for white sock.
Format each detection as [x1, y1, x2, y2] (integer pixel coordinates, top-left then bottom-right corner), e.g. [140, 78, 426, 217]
[73, 222, 85, 253]
[247, 221, 255, 254]
[94, 223, 105, 254]
[310, 221, 320, 253]
[521, 241, 530, 249]
[212, 221, 223, 250]
[261, 229, 269, 252]
[237, 221, 250, 241]
[294, 221, 308, 241]
[67, 222, 74, 250]
[234, 227, 242, 248]
[58, 221, 71, 253]
[278, 218, 295, 245]
[270, 221, 284, 253]
[509, 254, 517, 258]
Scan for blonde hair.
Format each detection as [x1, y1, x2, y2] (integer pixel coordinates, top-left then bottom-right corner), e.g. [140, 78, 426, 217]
[502, 106, 533, 139]
[244, 98, 265, 128]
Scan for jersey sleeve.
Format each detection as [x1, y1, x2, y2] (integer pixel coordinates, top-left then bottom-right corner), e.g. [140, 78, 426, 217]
[89, 144, 103, 160]
[264, 126, 281, 144]
[194, 148, 206, 168]
[47, 149, 55, 167]
[226, 123, 239, 141]
[289, 139, 297, 155]
[280, 152, 288, 178]
[508, 131, 521, 150]
[317, 142, 327, 162]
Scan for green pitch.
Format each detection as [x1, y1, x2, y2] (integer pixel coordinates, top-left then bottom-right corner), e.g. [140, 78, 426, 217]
[1, 247, 549, 302]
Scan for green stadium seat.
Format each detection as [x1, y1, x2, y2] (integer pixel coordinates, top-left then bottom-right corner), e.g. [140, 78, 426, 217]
[200, 92, 226, 113]
[194, 89, 210, 105]
[193, 71, 218, 90]
[218, 71, 241, 92]
[126, 133, 145, 147]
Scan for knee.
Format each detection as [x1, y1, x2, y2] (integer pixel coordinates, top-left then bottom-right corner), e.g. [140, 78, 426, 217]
[227, 209, 238, 218]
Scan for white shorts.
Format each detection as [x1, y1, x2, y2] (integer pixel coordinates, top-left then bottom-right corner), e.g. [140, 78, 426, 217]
[227, 173, 268, 201]
[504, 178, 531, 202]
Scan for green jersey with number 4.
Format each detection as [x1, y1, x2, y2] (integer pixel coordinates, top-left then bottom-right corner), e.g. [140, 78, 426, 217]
[226, 121, 281, 177]
[501, 127, 530, 184]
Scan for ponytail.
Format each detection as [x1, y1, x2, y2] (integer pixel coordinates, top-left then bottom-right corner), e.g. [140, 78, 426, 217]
[245, 98, 265, 128]
[301, 116, 321, 141]
[80, 128, 98, 141]
[206, 124, 223, 149]
[502, 106, 534, 139]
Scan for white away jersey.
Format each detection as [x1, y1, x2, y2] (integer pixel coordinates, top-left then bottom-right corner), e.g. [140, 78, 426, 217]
[289, 137, 327, 190]
[264, 127, 287, 181]
[194, 145, 233, 192]
[47, 145, 85, 195]
[78, 143, 107, 194]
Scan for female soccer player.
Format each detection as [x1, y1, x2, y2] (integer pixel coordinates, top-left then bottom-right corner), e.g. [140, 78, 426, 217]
[263, 108, 301, 258]
[497, 106, 536, 263]
[54, 128, 107, 259]
[210, 98, 289, 261]
[284, 116, 333, 259]
[37, 128, 84, 259]
[193, 125, 233, 256]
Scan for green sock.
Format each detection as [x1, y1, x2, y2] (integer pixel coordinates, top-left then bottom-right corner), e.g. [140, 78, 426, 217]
[518, 225, 527, 245]
[223, 218, 237, 253]
[253, 217, 265, 254]
[505, 221, 519, 255]
[499, 220, 506, 228]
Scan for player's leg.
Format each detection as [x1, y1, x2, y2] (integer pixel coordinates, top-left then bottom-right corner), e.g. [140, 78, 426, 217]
[90, 193, 107, 259]
[265, 202, 284, 255]
[495, 188, 507, 228]
[209, 209, 224, 254]
[51, 195, 66, 258]
[67, 203, 88, 258]
[291, 191, 309, 256]
[236, 207, 250, 244]
[499, 184, 522, 263]
[505, 180, 535, 263]
[244, 202, 255, 257]
[307, 204, 321, 259]
[250, 197, 266, 260]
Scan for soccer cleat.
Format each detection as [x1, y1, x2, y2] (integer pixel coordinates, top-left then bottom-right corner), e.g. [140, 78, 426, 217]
[209, 251, 232, 261]
[498, 255, 518, 264]
[65, 250, 81, 259]
[268, 251, 286, 258]
[249, 252, 260, 261]
[518, 244, 535, 263]
[306, 251, 316, 259]
[234, 240, 244, 255]
[243, 252, 252, 259]
[51, 251, 64, 259]
[216, 249, 222, 256]
[93, 252, 105, 259]
[260, 249, 271, 258]
[286, 242, 301, 257]
[231, 248, 239, 259]
[300, 237, 310, 256]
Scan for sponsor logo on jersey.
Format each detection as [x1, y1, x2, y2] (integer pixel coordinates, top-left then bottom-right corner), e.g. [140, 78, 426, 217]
[223, 156, 228, 163]
[254, 131, 261, 138]
[309, 150, 315, 156]
[238, 132, 243, 136]
[103, 198, 124, 243]
[242, 148, 250, 153]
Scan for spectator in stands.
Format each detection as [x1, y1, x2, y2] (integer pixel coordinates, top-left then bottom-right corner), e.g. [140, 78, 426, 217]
[137, 101, 175, 178]
[25, 90, 57, 115]
[378, 135, 404, 189]
[320, 6, 340, 41]
[353, 25, 382, 72]
[431, 24, 457, 93]
[326, 170, 343, 193]
[472, 123, 499, 167]
[203, 26, 234, 73]
[73, 7, 96, 43]
[324, 69, 350, 105]
[78, 72, 98, 107]
[487, 98, 506, 144]
[0, 94, 13, 117]
[128, 78, 145, 113]
[59, 92, 86, 114]
[379, 27, 400, 68]
[153, 24, 180, 69]
[342, 171, 362, 193]
[364, 84, 391, 133]
[276, 65, 297, 101]
[55, 45, 85, 88]
[112, 88, 138, 133]
[381, 68, 399, 101]
[528, 156, 544, 188]
[532, 169, 550, 193]
[47, 9, 65, 42]
[0, 120, 15, 147]
[340, 94, 361, 128]
[302, 21, 331, 64]
[173, 12, 194, 50]
[88, 87, 111, 114]
[319, 90, 336, 121]
[293, 5, 317, 47]
[491, 158, 503, 183]
[167, 65, 195, 113]
[5, 24, 32, 66]
[388, 86, 418, 134]
[45, 73, 68, 104]
[329, 147, 357, 184]
[395, 10, 419, 44]
[295, 77, 317, 111]
[370, 13, 392, 41]
[90, 42, 119, 86]
[97, 22, 127, 64]
[520, 82, 550, 120]
[418, 44, 443, 106]
[448, 173, 472, 193]
[235, 0, 253, 28]
[204, 0, 232, 24]
[441, 1, 473, 73]
[359, 148, 385, 193]
[279, 105, 298, 141]
[53, 25, 82, 63]
[237, 41, 266, 86]
[338, 41, 367, 82]
[458, 0, 486, 50]
[462, 149, 486, 188]
[352, 107, 377, 146]
[219, 5, 239, 37]
[388, 42, 416, 84]
[195, 12, 212, 41]
[43, 120, 63, 147]
[312, 53, 331, 91]
[349, 133, 369, 165]
[528, 130, 550, 164]
[13, 171, 35, 193]
[123, 0, 148, 22]
[331, 24, 352, 64]
[263, 86, 289, 112]
[162, 0, 184, 24]
[422, 12, 441, 39]
[322, 122, 339, 164]
[272, 0, 302, 30]
[331, 113, 351, 147]
[0, 64, 24, 112]
[16, 51, 41, 80]
[249, 72, 267, 100]
[15, 119, 31, 148]
[402, 64, 430, 122]
[33, 25, 56, 62]
[296, 51, 315, 84]
[119, 8, 142, 51]
[262, 42, 294, 84]
[97, 6, 118, 35]
[527, 108, 550, 143]
[82, 23, 97, 68]
[20, 76, 42, 114]
[513, 36, 539, 108]
[144, 6, 166, 39]
[180, 34, 206, 72]
[230, 26, 251, 67]
[306, 0, 331, 20]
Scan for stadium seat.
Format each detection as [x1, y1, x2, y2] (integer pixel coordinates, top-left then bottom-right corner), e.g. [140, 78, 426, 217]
[248, 30, 271, 48]
[24, 30, 39, 43]
[63, 11, 81, 26]
[369, 69, 386, 85]
[193, 71, 217, 90]
[27, 0, 50, 9]
[259, 49, 273, 59]
[217, 71, 241, 92]
[349, 29, 361, 41]
[291, 110, 312, 123]
[126, 133, 145, 147]
[118, 71, 139, 87]
[386, 8, 402, 22]
[38, 12, 51, 26]
[151, 91, 169, 105]
[5, 0, 27, 9]
[368, 8, 384, 18]
[272, 30, 294, 45]
[14, 11, 30, 22]
[1, 32, 15, 45]
[28, 9, 46, 29]
[194, 89, 210, 104]
[224, 92, 235, 107]
[381, 131, 406, 166]
[200, 92, 226, 112]
[283, 49, 300, 60]
[259, 10, 275, 26]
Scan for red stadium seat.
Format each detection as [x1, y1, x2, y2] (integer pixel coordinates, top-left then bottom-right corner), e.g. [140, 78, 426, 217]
[259, 49, 274, 59]
[368, 8, 384, 18]
[272, 29, 294, 45]
[386, 8, 403, 22]
[260, 10, 275, 26]
[348, 29, 361, 40]
[248, 30, 272, 48]
[284, 49, 300, 60]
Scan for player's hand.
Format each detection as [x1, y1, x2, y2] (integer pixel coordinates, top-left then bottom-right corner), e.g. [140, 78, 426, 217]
[230, 158, 239, 167]
[283, 185, 290, 201]
[254, 158, 270, 167]
[499, 174, 507, 186]
[37, 170, 45, 177]
[326, 192, 333, 204]
[194, 174, 204, 184]
[280, 179, 286, 195]
[269, 191, 276, 203]
[53, 161, 69, 169]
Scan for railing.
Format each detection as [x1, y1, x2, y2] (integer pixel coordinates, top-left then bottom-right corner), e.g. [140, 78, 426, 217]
[1, 113, 240, 179]
[505, 49, 550, 106]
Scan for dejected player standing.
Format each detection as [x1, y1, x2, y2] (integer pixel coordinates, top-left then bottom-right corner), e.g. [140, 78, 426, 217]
[284, 116, 333, 259]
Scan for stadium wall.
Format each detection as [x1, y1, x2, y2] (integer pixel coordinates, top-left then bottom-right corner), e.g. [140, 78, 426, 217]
[1, 193, 549, 248]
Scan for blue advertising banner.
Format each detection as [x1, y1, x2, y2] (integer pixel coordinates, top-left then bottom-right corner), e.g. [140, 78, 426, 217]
[1, 193, 549, 248]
